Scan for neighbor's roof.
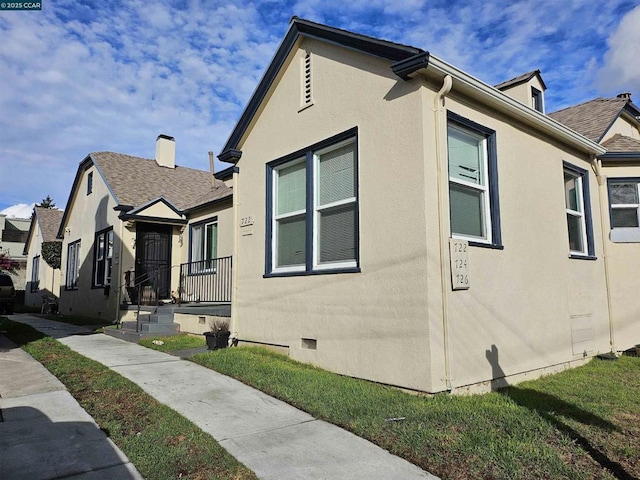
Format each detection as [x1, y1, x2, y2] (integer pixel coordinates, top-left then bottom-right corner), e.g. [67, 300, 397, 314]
[36, 207, 64, 242]
[219, 17, 604, 162]
[494, 69, 546, 91]
[601, 133, 640, 153]
[57, 152, 232, 237]
[548, 97, 629, 143]
[23, 207, 64, 255]
[90, 152, 232, 210]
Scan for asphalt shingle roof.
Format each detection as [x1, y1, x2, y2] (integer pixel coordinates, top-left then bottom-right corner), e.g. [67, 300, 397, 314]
[548, 97, 627, 142]
[35, 207, 63, 243]
[90, 152, 232, 211]
[494, 70, 545, 91]
[601, 133, 640, 153]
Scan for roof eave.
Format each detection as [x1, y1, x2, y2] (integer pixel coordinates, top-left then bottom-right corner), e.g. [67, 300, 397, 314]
[218, 17, 423, 160]
[420, 56, 606, 156]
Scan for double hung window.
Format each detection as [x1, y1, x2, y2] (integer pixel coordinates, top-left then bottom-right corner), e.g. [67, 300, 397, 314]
[190, 219, 218, 273]
[31, 255, 40, 292]
[608, 179, 640, 228]
[447, 112, 501, 247]
[563, 163, 595, 257]
[66, 241, 80, 289]
[267, 129, 359, 275]
[93, 229, 114, 287]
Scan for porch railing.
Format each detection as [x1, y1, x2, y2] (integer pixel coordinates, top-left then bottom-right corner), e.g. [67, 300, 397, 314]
[178, 256, 232, 304]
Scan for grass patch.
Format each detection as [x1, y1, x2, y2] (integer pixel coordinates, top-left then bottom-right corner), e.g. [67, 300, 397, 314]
[2, 319, 256, 480]
[139, 334, 206, 353]
[192, 346, 640, 480]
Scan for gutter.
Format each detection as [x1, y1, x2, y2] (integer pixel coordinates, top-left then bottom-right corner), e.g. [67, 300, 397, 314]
[394, 54, 606, 157]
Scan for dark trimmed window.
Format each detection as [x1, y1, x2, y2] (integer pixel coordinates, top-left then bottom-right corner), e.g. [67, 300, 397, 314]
[563, 162, 595, 258]
[30, 255, 40, 292]
[266, 128, 359, 276]
[87, 171, 93, 195]
[93, 228, 113, 287]
[189, 218, 218, 273]
[531, 87, 544, 113]
[66, 240, 80, 289]
[447, 112, 502, 248]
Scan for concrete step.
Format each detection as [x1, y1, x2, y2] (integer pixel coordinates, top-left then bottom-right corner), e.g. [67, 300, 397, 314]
[118, 320, 180, 335]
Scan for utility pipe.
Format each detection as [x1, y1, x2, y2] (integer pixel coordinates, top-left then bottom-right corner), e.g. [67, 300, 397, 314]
[231, 167, 240, 338]
[592, 156, 616, 353]
[433, 74, 454, 391]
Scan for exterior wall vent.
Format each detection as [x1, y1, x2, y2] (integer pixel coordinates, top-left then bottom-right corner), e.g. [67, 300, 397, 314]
[301, 337, 317, 350]
[301, 52, 313, 109]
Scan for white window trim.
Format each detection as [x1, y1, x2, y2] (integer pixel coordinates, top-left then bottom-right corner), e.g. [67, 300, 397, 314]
[190, 219, 219, 274]
[448, 124, 493, 245]
[312, 139, 357, 270]
[610, 182, 640, 228]
[565, 171, 589, 256]
[94, 229, 114, 287]
[66, 241, 80, 289]
[272, 157, 307, 274]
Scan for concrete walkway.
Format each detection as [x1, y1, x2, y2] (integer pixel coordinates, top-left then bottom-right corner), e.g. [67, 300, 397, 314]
[2, 314, 438, 479]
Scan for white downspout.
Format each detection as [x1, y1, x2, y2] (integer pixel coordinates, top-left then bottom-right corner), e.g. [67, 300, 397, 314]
[592, 157, 616, 353]
[433, 74, 454, 391]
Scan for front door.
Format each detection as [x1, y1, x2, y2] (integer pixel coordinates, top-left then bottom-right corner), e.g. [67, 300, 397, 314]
[135, 223, 172, 301]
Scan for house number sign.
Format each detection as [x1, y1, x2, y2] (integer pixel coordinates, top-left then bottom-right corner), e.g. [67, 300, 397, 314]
[449, 238, 470, 290]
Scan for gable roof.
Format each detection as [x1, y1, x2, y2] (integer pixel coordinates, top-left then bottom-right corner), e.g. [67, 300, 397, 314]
[91, 152, 231, 209]
[494, 69, 547, 91]
[548, 97, 629, 143]
[218, 16, 425, 162]
[58, 152, 233, 237]
[219, 18, 604, 163]
[23, 207, 64, 255]
[601, 133, 640, 153]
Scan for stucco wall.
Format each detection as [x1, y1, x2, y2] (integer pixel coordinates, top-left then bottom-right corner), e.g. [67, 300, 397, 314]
[601, 116, 640, 143]
[59, 165, 122, 321]
[600, 162, 640, 352]
[24, 220, 61, 308]
[231, 38, 611, 393]
[233, 39, 434, 392]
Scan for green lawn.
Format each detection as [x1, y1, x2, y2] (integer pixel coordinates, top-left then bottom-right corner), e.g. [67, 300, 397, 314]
[189, 346, 640, 480]
[1, 319, 256, 480]
[7, 317, 640, 480]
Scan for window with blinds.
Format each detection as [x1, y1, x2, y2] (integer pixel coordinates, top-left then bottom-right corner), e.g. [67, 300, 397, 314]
[608, 180, 640, 228]
[447, 122, 491, 241]
[268, 131, 359, 275]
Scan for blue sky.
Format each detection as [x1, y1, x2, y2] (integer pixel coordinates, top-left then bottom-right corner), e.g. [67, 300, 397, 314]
[1, 0, 640, 217]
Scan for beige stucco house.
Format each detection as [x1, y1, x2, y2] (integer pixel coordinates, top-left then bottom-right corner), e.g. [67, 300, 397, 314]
[550, 94, 640, 355]
[216, 17, 615, 394]
[57, 135, 233, 329]
[23, 207, 64, 308]
[0, 214, 30, 293]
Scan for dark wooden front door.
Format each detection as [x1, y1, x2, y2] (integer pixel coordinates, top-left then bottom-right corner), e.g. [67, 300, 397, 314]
[135, 223, 172, 301]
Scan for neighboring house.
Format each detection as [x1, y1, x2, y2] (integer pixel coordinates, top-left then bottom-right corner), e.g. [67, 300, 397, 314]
[549, 93, 640, 354]
[23, 207, 64, 308]
[56, 135, 233, 326]
[216, 17, 613, 394]
[0, 214, 30, 294]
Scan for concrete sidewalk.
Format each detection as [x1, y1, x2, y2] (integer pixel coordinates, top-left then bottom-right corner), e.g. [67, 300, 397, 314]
[0, 323, 142, 479]
[4, 315, 438, 479]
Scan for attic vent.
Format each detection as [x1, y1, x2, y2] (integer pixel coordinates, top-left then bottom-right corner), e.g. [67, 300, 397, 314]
[301, 52, 313, 109]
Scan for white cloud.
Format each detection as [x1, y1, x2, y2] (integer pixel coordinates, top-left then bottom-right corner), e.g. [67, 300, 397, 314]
[0, 0, 635, 213]
[1, 204, 34, 219]
[596, 5, 640, 96]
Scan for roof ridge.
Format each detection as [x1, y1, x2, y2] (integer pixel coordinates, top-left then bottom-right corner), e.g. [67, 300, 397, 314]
[90, 151, 211, 175]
